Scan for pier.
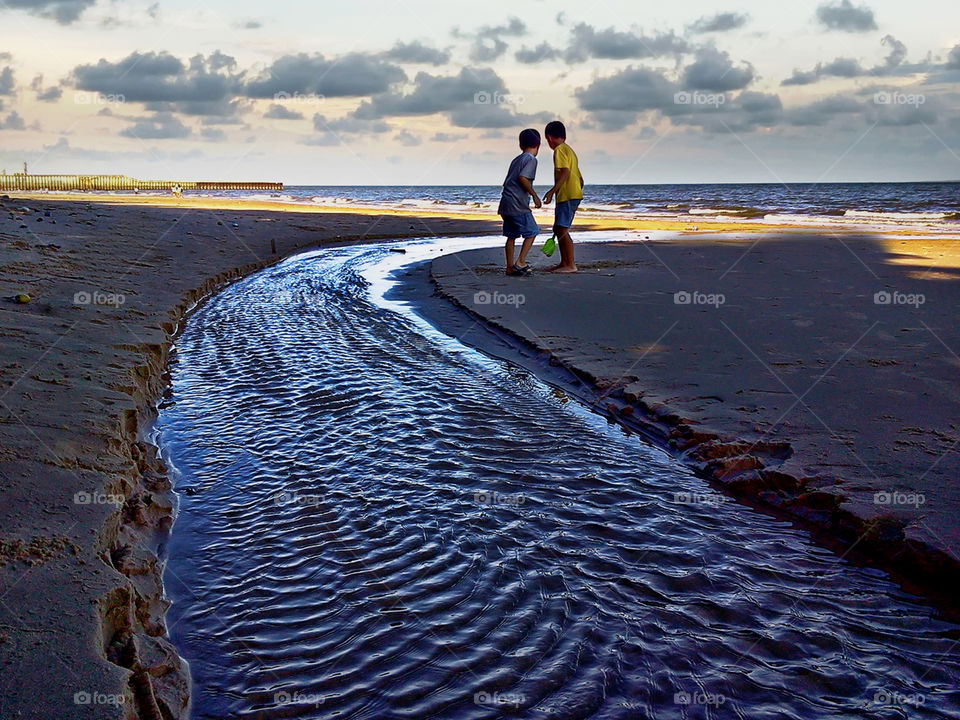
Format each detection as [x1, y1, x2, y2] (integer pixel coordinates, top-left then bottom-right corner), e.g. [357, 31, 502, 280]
[0, 173, 282, 192]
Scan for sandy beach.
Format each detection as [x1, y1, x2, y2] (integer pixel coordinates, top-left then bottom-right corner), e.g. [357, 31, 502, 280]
[1, 192, 958, 719]
[0, 194, 498, 720]
[428, 232, 960, 612]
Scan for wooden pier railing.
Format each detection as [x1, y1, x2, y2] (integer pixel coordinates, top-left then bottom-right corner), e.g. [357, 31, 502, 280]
[0, 174, 283, 192]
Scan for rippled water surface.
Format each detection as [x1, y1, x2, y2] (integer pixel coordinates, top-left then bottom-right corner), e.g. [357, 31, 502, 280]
[158, 240, 960, 719]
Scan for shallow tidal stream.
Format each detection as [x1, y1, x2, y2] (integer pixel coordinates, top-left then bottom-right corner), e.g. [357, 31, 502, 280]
[157, 238, 960, 719]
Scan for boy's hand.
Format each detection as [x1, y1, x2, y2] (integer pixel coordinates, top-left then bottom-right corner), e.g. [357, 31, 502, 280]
[533, 194, 543, 209]
[543, 189, 554, 205]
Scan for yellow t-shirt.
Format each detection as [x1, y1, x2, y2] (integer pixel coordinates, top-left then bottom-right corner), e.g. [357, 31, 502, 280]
[553, 143, 583, 203]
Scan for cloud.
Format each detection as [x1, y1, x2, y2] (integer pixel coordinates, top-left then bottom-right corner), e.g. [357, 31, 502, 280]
[688, 12, 749, 34]
[381, 41, 450, 66]
[3, 0, 96, 24]
[120, 112, 191, 139]
[312, 113, 389, 135]
[781, 35, 915, 86]
[394, 129, 421, 146]
[36, 85, 63, 101]
[682, 48, 755, 91]
[72, 51, 241, 112]
[200, 127, 225, 141]
[238, 19, 261, 29]
[563, 23, 689, 63]
[244, 52, 405, 98]
[576, 66, 678, 128]
[352, 66, 540, 129]
[0, 111, 26, 130]
[515, 42, 561, 64]
[878, 34, 907, 71]
[788, 95, 863, 125]
[669, 91, 784, 133]
[815, 0, 878, 32]
[948, 44, 960, 70]
[432, 132, 465, 142]
[456, 17, 527, 62]
[0, 66, 15, 95]
[263, 103, 304, 120]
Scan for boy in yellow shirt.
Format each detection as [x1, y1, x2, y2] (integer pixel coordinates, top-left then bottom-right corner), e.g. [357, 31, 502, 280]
[542, 120, 584, 273]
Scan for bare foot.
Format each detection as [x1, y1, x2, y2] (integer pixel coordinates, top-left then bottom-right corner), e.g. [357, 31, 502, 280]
[544, 264, 563, 272]
[550, 265, 578, 274]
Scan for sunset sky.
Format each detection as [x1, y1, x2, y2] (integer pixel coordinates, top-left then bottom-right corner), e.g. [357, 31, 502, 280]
[0, 0, 958, 184]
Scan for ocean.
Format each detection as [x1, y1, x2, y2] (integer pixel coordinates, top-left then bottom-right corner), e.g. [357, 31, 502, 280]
[50, 181, 960, 228]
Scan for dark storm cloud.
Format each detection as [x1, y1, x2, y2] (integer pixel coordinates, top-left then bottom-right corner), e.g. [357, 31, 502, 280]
[120, 112, 191, 139]
[687, 12, 749, 34]
[244, 53, 406, 98]
[381, 41, 451, 66]
[563, 23, 689, 63]
[3, 0, 96, 24]
[815, 0, 878, 32]
[264, 103, 304, 120]
[455, 17, 527, 62]
[682, 48, 755, 91]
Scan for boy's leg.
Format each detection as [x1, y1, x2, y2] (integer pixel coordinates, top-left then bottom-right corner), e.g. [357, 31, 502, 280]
[555, 226, 576, 272]
[504, 237, 517, 273]
[550, 200, 578, 273]
[516, 235, 536, 267]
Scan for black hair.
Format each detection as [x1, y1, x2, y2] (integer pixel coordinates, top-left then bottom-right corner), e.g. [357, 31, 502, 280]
[544, 120, 566, 139]
[519, 128, 541, 149]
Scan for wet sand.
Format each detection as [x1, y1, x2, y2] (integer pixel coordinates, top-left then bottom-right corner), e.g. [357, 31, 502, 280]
[1, 192, 958, 719]
[0, 194, 498, 720]
[429, 232, 960, 612]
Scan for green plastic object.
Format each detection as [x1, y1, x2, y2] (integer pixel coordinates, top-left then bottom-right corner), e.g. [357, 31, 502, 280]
[541, 234, 557, 257]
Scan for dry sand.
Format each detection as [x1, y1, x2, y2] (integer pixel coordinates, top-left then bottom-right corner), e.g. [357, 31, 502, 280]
[430, 231, 960, 612]
[0, 194, 498, 720]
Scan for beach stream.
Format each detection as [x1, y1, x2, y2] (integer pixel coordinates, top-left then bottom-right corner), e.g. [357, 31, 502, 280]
[156, 239, 959, 719]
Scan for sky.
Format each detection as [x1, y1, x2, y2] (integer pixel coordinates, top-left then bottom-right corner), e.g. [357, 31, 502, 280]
[0, 0, 958, 185]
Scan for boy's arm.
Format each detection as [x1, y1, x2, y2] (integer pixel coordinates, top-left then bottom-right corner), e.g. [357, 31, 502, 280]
[518, 176, 542, 208]
[543, 167, 570, 204]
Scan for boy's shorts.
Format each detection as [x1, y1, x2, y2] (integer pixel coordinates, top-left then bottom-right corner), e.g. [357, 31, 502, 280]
[501, 211, 539, 239]
[554, 199, 581, 229]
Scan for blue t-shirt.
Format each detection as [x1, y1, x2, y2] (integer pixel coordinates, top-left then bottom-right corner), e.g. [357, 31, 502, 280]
[497, 152, 537, 217]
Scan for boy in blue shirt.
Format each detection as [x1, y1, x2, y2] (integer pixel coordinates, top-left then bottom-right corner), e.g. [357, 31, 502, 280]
[497, 128, 542, 276]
